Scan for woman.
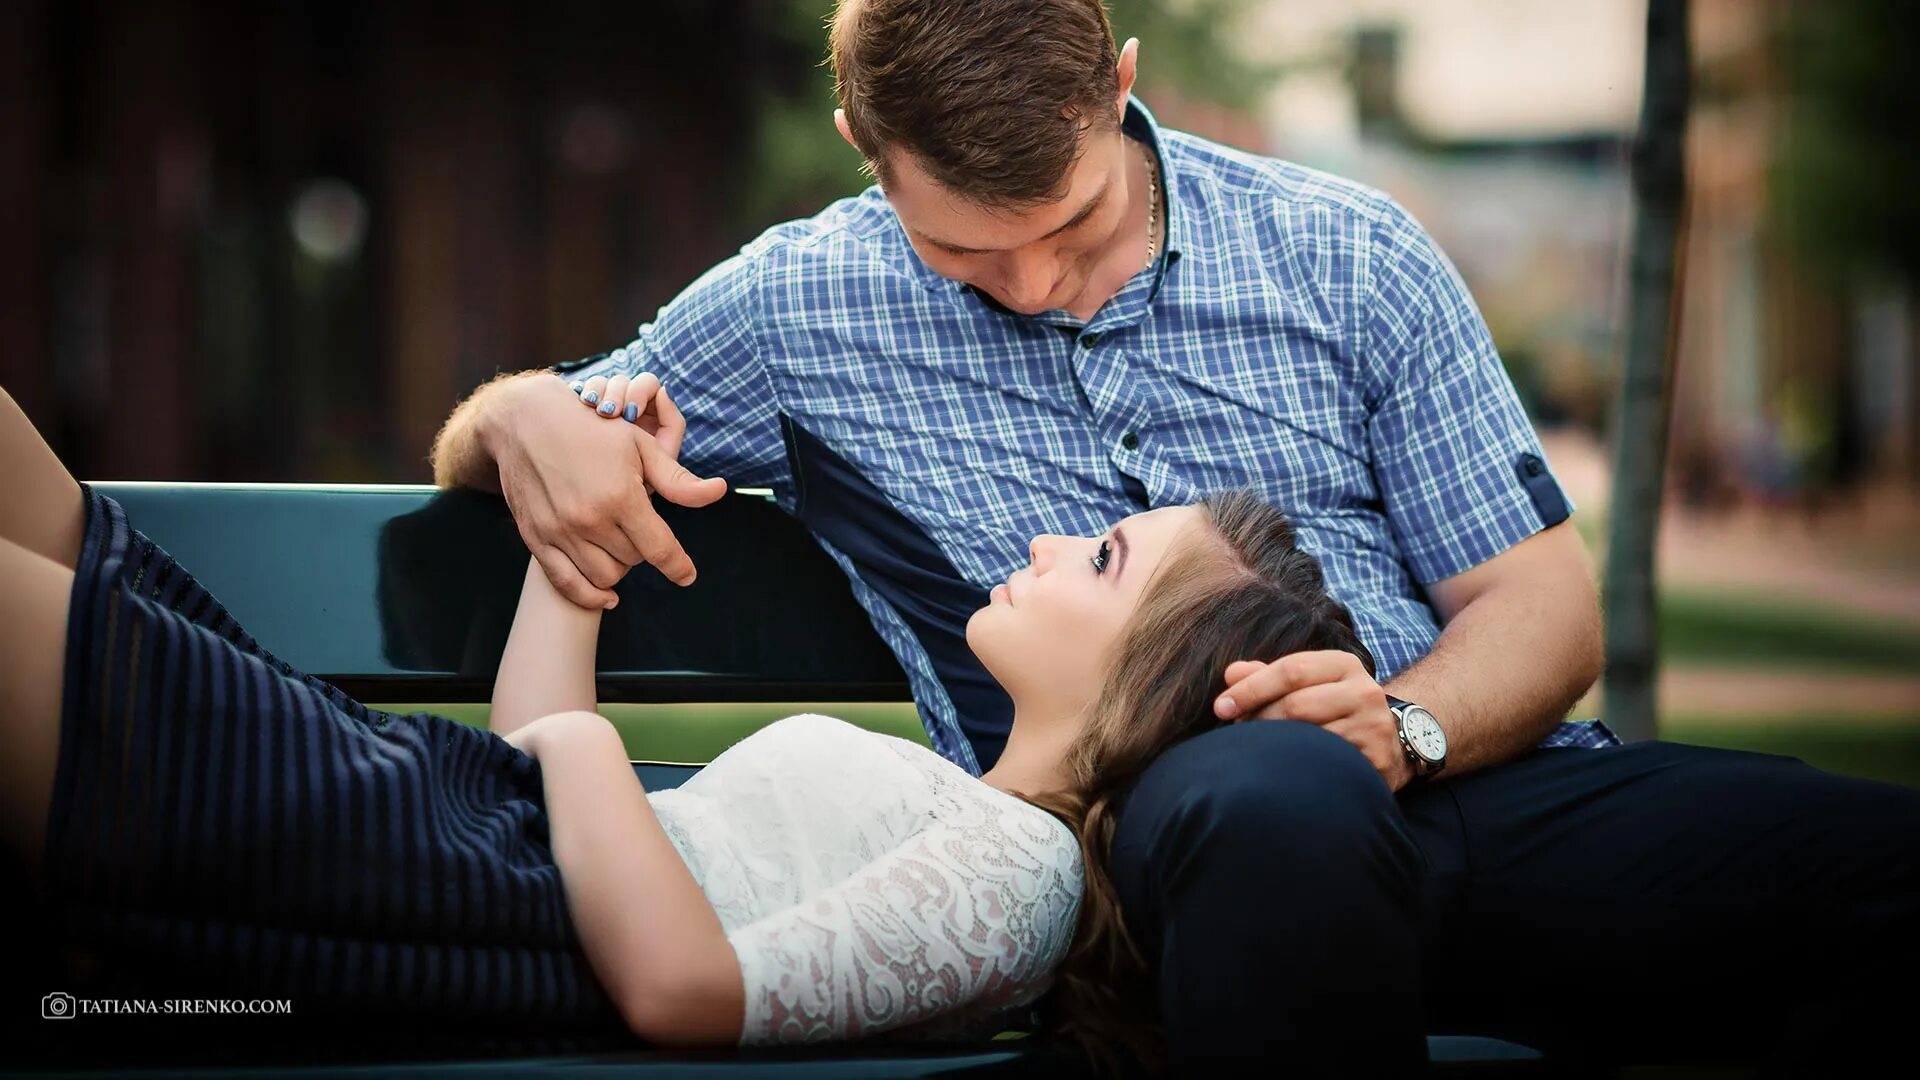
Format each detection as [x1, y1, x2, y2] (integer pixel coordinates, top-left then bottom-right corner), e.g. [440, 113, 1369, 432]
[0, 382, 1370, 1070]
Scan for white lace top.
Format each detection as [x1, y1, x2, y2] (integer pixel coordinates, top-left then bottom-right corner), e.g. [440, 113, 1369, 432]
[644, 713, 1084, 1046]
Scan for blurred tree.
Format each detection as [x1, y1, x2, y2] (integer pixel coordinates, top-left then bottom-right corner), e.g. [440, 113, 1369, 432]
[1771, 0, 1920, 285]
[732, 0, 1276, 227]
[1604, 0, 1691, 743]
[1767, 0, 1919, 489]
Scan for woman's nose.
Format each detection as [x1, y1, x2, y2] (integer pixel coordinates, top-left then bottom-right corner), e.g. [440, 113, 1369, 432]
[1029, 534, 1064, 570]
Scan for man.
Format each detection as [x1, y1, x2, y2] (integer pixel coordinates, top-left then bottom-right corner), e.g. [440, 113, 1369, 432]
[432, 1, 1919, 1071]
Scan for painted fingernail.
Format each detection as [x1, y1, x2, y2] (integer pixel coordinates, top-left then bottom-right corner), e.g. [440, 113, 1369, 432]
[569, 381, 584, 395]
[1216, 696, 1239, 719]
[624, 402, 639, 423]
[598, 399, 617, 416]
[583, 391, 599, 406]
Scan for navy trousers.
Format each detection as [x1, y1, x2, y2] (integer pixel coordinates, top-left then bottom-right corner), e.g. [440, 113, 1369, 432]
[1107, 720, 1920, 1075]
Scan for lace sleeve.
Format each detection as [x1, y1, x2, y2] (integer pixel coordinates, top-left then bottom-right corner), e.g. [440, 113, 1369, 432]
[727, 798, 1082, 1045]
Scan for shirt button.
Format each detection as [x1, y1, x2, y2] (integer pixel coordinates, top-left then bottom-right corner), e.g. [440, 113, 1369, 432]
[1121, 432, 1140, 451]
[1080, 332, 1101, 348]
[1522, 453, 1545, 477]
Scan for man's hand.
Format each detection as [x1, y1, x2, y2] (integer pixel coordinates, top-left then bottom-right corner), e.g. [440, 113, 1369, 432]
[1214, 652, 1414, 791]
[483, 374, 729, 608]
[566, 370, 691, 496]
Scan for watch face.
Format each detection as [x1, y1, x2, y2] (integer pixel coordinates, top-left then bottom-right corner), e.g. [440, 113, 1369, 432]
[1404, 707, 1447, 763]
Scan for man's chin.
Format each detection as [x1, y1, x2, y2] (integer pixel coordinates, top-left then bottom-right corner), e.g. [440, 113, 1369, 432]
[984, 280, 1075, 315]
[991, 294, 1055, 316]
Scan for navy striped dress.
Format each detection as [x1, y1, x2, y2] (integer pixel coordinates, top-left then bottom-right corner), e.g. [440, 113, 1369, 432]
[36, 484, 633, 1061]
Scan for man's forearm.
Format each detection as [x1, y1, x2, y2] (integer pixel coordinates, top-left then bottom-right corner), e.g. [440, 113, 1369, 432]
[1383, 577, 1603, 778]
[430, 370, 545, 492]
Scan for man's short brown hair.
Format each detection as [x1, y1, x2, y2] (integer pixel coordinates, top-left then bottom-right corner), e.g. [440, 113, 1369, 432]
[830, 0, 1121, 209]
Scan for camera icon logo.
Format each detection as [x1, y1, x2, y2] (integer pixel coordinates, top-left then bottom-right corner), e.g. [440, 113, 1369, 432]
[42, 992, 76, 1020]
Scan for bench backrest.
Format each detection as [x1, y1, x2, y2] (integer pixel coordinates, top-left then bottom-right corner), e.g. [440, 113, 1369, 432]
[95, 483, 924, 766]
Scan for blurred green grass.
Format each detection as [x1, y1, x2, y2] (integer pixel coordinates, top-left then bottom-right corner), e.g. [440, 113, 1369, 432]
[1660, 714, 1920, 789]
[417, 701, 1920, 789]
[1661, 590, 1920, 673]
[408, 591, 1920, 790]
[1653, 590, 1920, 787]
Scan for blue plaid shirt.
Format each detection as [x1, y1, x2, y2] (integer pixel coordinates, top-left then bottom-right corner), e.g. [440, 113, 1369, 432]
[560, 98, 1618, 774]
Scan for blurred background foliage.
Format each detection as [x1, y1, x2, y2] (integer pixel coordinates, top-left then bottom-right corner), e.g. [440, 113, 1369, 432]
[1769, 0, 1920, 286]
[735, 0, 1276, 226]
[0, 0, 1913, 779]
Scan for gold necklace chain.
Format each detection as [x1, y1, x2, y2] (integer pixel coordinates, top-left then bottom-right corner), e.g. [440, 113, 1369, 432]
[1142, 141, 1160, 269]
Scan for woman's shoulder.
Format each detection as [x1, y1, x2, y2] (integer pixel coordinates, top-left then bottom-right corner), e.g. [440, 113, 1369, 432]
[869, 740, 1081, 863]
[703, 712, 916, 779]
[747, 711, 882, 749]
[747, 713, 956, 767]
[712, 715, 1079, 859]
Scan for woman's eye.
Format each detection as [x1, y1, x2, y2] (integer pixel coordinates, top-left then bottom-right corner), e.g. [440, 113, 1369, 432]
[1089, 540, 1113, 575]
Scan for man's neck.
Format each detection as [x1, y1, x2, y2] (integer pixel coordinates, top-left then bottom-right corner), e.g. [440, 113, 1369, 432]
[1061, 133, 1159, 323]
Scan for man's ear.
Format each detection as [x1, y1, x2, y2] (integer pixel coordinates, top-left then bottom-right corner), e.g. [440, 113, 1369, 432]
[834, 108, 858, 150]
[1115, 37, 1140, 115]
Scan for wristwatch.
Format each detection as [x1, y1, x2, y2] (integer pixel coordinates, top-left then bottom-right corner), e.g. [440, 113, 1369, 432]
[1387, 696, 1448, 781]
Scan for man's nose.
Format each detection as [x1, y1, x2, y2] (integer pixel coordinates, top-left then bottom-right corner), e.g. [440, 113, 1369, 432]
[1001, 253, 1055, 310]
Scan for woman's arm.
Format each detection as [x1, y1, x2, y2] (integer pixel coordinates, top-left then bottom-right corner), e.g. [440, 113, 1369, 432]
[490, 555, 608, 737]
[520, 711, 744, 1045]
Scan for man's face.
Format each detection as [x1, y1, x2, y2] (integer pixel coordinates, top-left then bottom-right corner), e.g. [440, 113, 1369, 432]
[879, 126, 1137, 316]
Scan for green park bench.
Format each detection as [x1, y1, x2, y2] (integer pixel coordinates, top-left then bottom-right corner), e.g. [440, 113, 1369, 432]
[8, 481, 1547, 1076]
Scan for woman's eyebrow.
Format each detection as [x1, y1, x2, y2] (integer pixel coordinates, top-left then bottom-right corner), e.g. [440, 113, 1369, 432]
[1112, 527, 1130, 581]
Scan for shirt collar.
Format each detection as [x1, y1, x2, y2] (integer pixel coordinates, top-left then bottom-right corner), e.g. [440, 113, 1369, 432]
[1122, 94, 1186, 266]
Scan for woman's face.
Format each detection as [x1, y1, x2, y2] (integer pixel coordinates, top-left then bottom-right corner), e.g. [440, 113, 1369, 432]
[966, 505, 1206, 714]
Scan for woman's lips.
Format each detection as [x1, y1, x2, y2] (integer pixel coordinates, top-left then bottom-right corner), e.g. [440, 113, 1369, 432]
[990, 582, 1011, 606]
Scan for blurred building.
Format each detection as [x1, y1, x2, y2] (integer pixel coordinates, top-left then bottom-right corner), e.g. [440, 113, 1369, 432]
[0, 0, 804, 483]
[1247, 0, 1641, 433]
[1673, 0, 1917, 508]
[1243, 0, 1917, 503]
[3, 0, 1912, 503]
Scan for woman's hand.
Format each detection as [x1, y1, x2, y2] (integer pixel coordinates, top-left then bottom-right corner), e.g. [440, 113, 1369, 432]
[487, 374, 725, 608]
[568, 370, 687, 456]
[568, 371, 688, 498]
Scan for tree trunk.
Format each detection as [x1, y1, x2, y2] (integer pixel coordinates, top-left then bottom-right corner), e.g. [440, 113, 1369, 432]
[1603, 0, 1692, 742]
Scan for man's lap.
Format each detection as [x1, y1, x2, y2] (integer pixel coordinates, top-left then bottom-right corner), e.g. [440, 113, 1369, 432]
[1110, 724, 1920, 1066]
[1413, 740, 1920, 1059]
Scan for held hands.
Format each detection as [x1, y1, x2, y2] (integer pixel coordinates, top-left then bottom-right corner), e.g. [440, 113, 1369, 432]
[494, 372, 728, 611]
[568, 371, 688, 485]
[1214, 652, 1415, 792]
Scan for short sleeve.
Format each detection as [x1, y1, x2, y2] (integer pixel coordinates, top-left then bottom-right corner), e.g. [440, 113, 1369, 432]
[725, 807, 1082, 1046]
[550, 251, 789, 488]
[1362, 197, 1575, 585]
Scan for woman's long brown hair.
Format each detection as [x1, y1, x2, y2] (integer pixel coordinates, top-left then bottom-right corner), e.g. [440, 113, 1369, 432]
[1013, 489, 1375, 1076]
